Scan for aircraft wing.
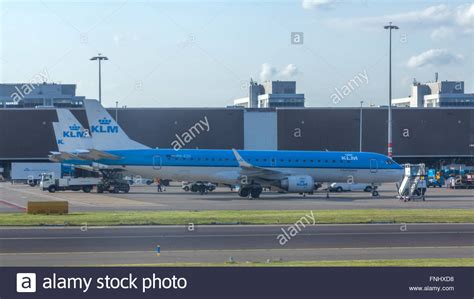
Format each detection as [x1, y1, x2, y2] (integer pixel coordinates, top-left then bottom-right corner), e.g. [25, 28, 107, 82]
[232, 149, 290, 181]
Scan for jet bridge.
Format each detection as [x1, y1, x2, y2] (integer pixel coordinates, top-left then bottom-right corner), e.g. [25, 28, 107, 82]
[397, 163, 427, 201]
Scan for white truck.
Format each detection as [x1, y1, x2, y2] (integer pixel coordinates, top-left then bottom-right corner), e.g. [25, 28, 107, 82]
[40, 173, 100, 193]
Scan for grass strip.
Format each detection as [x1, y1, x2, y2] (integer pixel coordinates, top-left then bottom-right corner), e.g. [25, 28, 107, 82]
[0, 209, 472, 226]
[102, 258, 474, 267]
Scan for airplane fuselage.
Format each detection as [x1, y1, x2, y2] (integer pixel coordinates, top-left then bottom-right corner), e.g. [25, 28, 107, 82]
[95, 149, 403, 186]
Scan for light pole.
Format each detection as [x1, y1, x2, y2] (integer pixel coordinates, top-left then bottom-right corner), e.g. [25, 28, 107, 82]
[384, 22, 398, 158]
[90, 53, 109, 104]
[359, 100, 363, 152]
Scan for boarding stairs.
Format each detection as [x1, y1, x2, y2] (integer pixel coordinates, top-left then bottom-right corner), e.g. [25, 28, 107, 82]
[397, 164, 426, 201]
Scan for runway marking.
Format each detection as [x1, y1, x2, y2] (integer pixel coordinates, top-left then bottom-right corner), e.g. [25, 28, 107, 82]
[0, 185, 95, 206]
[1, 231, 473, 240]
[1, 246, 473, 256]
[0, 223, 472, 230]
[0, 185, 159, 207]
[0, 199, 26, 211]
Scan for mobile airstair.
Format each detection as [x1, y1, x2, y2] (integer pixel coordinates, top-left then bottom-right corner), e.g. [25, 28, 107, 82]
[397, 164, 427, 201]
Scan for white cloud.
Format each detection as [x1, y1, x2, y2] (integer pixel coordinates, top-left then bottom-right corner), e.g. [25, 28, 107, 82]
[259, 63, 277, 81]
[259, 63, 299, 81]
[407, 49, 464, 68]
[279, 64, 299, 77]
[329, 4, 474, 40]
[113, 34, 122, 45]
[430, 26, 454, 41]
[455, 3, 474, 27]
[302, 0, 336, 10]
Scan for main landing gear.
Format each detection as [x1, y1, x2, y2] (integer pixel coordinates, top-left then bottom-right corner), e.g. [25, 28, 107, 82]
[238, 184, 263, 199]
[371, 184, 379, 197]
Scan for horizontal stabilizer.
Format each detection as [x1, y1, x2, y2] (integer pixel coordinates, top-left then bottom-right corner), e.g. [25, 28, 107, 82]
[76, 149, 122, 161]
[75, 163, 121, 172]
[49, 151, 86, 162]
[49, 149, 120, 162]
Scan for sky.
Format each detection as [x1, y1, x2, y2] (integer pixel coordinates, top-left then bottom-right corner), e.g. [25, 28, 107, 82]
[0, 0, 473, 108]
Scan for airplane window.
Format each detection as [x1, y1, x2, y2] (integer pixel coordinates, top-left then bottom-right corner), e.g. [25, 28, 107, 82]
[280, 159, 284, 162]
[310, 160, 314, 163]
[205, 158, 209, 161]
[263, 159, 267, 162]
[303, 160, 306, 163]
[325, 160, 328, 163]
[386, 159, 393, 164]
[255, 159, 259, 162]
[288, 159, 292, 162]
[332, 160, 336, 163]
[295, 159, 299, 162]
[225, 158, 229, 161]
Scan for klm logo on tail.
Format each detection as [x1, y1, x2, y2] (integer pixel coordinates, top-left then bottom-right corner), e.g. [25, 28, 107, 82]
[62, 124, 90, 138]
[91, 118, 119, 134]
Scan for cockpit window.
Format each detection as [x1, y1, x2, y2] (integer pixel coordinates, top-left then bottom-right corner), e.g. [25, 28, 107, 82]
[385, 159, 394, 165]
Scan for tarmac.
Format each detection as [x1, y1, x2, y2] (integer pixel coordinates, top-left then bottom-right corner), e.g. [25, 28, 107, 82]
[0, 182, 473, 212]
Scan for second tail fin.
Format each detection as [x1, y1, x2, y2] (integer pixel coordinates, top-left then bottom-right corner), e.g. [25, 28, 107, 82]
[53, 109, 93, 152]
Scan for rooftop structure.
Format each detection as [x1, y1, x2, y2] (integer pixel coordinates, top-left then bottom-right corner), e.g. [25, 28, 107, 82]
[233, 80, 305, 108]
[393, 74, 474, 108]
[0, 83, 86, 108]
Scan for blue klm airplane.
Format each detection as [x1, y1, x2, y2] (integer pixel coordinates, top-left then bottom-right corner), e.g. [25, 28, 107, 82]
[50, 100, 403, 198]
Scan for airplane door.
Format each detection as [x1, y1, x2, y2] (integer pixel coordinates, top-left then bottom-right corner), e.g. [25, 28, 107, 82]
[153, 155, 162, 170]
[370, 159, 378, 173]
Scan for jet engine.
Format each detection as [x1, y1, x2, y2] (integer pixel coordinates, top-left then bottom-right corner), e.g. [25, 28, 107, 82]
[280, 175, 315, 193]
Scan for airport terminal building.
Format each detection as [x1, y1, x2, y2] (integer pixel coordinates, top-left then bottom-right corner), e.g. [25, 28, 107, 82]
[0, 82, 473, 177]
[1, 106, 473, 177]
